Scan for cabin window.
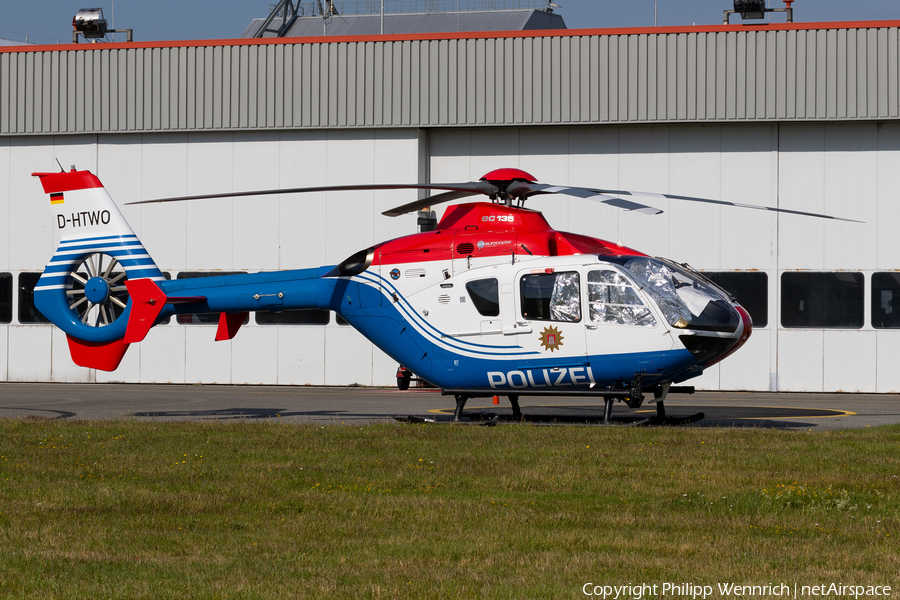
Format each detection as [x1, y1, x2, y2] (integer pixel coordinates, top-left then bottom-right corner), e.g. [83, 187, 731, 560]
[781, 272, 863, 328]
[17, 273, 51, 324]
[587, 269, 656, 327]
[872, 272, 900, 329]
[520, 272, 581, 323]
[176, 272, 250, 325]
[257, 309, 331, 325]
[0, 273, 12, 324]
[702, 271, 768, 328]
[466, 278, 500, 317]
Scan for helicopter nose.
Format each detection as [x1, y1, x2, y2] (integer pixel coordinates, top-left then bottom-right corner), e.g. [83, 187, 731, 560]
[677, 304, 752, 368]
[714, 305, 753, 364]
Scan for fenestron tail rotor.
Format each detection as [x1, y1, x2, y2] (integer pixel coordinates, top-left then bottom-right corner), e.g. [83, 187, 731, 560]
[126, 167, 861, 223]
[67, 252, 129, 327]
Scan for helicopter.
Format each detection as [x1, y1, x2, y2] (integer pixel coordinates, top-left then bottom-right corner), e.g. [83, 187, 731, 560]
[31, 166, 855, 424]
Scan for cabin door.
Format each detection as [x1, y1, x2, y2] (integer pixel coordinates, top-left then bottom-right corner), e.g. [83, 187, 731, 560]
[509, 267, 590, 389]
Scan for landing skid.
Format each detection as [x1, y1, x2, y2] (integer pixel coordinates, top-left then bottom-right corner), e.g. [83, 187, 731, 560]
[396, 414, 498, 427]
[603, 399, 704, 426]
[452, 393, 519, 422]
[645, 400, 705, 426]
[397, 398, 703, 427]
[434, 380, 702, 426]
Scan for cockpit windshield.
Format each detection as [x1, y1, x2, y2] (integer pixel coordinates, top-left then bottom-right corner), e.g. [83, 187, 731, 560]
[603, 256, 740, 333]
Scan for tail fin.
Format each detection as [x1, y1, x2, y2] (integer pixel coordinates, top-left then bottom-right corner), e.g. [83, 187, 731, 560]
[32, 168, 164, 371]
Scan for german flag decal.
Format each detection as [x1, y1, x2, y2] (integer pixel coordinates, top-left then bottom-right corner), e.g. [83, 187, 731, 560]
[50, 192, 64, 205]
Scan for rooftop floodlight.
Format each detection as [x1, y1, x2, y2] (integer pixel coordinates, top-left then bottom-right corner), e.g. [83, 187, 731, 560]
[72, 7, 133, 43]
[72, 8, 108, 39]
[734, 0, 766, 19]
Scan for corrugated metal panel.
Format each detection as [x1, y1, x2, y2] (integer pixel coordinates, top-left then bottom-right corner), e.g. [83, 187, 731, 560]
[1, 26, 899, 135]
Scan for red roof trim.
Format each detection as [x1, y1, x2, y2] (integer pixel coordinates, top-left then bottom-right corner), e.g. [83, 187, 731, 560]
[3, 20, 900, 53]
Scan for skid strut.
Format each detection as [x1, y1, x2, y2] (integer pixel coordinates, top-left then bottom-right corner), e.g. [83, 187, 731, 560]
[602, 397, 614, 424]
[453, 394, 469, 422]
[508, 395, 521, 419]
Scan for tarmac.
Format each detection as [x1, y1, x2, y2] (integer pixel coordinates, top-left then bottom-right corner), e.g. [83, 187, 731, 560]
[0, 383, 899, 429]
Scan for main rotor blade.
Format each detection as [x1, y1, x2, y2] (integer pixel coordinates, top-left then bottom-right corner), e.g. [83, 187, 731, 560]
[614, 190, 864, 223]
[381, 188, 486, 217]
[125, 182, 495, 206]
[507, 182, 663, 215]
[509, 182, 862, 223]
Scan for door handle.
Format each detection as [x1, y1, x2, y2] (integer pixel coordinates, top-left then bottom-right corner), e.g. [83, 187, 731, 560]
[585, 323, 597, 330]
[503, 326, 532, 335]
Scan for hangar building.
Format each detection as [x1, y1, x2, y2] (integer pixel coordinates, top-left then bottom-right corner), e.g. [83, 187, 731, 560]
[1, 5, 899, 392]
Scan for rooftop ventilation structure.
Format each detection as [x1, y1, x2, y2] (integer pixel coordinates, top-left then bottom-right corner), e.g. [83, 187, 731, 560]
[723, 0, 794, 24]
[247, 0, 565, 38]
[256, 0, 341, 37]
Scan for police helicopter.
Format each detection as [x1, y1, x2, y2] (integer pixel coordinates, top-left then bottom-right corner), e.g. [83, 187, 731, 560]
[31, 167, 856, 424]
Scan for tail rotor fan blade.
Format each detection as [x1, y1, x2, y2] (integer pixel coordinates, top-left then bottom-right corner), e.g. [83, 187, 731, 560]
[68, 252, 130, 328]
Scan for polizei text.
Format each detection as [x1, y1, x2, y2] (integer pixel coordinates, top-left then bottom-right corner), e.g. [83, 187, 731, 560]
[488, 367, 596, 388]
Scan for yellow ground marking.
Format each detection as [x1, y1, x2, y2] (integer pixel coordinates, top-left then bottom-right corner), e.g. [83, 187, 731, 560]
[429, 405, 525, 415]
[634, 406, 857, 419]
[429, 405, 858, 419]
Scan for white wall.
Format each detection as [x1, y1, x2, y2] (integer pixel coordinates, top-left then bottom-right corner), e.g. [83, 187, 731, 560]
[6, 129, 420, 385]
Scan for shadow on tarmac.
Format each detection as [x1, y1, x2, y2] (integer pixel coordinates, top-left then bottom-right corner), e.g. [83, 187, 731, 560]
[130, 404, 846, 428]
[428, 404, 848, 428]
[0, 407, 77, 420]
[131, 408, 366, 420]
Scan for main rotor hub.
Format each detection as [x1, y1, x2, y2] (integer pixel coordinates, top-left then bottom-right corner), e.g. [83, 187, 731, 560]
[480, 168, 537, 205]
[480, 168, 537, 183]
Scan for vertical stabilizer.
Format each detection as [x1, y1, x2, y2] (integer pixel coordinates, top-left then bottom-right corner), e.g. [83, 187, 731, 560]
[31, 168, 164, 368]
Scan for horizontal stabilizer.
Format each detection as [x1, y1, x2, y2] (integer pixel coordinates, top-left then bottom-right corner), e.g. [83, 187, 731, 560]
[124, 279, 167, 343]
[124, 278, 205, 343]
[67, 335, 130, 372]
[215, 312, 248, 341]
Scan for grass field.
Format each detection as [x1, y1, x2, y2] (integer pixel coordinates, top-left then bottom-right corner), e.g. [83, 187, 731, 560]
[0, 419, 898, 599]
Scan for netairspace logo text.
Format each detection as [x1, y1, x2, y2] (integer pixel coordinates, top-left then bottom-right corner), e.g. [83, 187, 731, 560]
[582, 582, 892, 599]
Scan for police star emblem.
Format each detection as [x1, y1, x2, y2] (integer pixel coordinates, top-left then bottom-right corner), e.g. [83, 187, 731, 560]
[538, 326, 564, 352]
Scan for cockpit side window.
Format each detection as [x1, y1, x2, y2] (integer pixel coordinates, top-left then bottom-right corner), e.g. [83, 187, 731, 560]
[520, 272, 581, 322]
[587, 269, 657, 327]
[604, 256, 741, 332]
[466, 278, 500, 317]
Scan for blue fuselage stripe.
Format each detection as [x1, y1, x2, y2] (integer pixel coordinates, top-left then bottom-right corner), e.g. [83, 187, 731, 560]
[357, 272, 535, 355]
